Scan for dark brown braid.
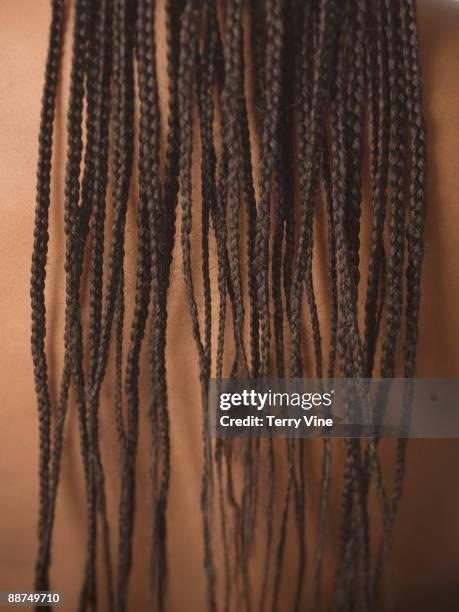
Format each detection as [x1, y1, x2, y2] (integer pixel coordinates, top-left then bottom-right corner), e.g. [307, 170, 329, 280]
[59, 2, 100, 607]
[30, 0, 65, 597]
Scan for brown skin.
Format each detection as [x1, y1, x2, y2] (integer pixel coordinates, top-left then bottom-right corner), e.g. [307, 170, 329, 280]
[0, 1, 458, 610]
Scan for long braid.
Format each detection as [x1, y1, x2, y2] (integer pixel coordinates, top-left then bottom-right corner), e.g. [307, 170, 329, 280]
[57, 2, 101, 607]
[178, 2, 218, 610]
[103, 0, 136, 608]
[329, 6, 367, 604]
[393, 0, 427, 514]
[135, 0, 170, 607]
[361, 1, 393, 602]
[290, 5, 316, 609]
[30, 0, 65, 597]
[372, 0, 427, 598]
[369, 2, 408, 596]
[81, 3, 116, 607]
[342, 1, 373, 607]
[198, 6, 233, 610]
[288, 5, 336, 605]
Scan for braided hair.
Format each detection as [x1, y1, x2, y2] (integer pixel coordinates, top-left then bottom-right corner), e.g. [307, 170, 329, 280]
[31, 0, 427, 610]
